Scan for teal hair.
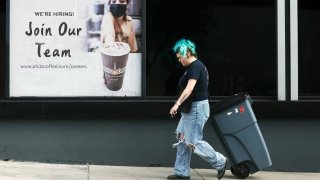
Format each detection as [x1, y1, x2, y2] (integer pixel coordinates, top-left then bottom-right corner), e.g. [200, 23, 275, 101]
[172, 39, 197, 58]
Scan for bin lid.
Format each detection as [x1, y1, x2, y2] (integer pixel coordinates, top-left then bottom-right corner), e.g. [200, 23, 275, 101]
[212, 92, 251, 115]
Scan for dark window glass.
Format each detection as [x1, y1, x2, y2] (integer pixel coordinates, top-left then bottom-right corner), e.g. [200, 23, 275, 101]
[298, 1, 320, 97]
[146, 0, 276, 97]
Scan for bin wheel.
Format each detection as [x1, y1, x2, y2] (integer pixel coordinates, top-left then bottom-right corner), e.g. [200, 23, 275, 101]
[231, 164, 250, 179]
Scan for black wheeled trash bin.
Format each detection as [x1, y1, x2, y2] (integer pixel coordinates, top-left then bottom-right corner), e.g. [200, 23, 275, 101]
[211, 93, 272, 179]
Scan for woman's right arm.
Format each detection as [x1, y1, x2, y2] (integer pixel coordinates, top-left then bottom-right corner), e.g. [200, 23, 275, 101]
[169, 79, 197, 117]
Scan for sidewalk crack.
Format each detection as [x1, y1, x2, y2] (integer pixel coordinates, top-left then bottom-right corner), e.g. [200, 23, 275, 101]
[193, 168, 206, 180]
[87, 164, 90, 180]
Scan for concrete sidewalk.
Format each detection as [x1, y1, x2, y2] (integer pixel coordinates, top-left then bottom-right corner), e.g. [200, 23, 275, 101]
[0, 161, 319, 180]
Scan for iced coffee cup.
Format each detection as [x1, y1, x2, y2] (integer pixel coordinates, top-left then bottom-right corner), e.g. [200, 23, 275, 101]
[99, 42, 131, 91]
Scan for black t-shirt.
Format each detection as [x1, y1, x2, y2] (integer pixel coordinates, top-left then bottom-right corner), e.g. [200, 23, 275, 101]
[178, 60, 209, 101]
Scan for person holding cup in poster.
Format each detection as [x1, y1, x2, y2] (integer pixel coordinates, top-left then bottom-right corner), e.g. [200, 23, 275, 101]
[100, 0, 137, 52]
[99, 0, 137, 91]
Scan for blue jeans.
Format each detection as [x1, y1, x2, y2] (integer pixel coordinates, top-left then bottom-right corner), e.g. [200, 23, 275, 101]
[172, 100, 225, 177]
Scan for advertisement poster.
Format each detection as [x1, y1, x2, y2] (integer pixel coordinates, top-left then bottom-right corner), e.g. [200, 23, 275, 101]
[9, 0, 142, 97]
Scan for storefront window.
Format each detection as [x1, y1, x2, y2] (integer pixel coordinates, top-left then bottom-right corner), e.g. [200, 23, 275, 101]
[146, 0, 276, 97]
[298, 1, 320, 97]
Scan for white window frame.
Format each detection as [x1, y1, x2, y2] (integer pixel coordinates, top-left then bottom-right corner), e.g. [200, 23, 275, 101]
[290, 0, 299, 101]
[277, 0, 286, 101]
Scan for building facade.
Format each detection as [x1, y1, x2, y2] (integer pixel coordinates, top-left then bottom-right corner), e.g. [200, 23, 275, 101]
[1, 0, 320, 172]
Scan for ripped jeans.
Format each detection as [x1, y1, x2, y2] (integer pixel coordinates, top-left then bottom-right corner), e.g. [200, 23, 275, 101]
[172, 100, 225, 177]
